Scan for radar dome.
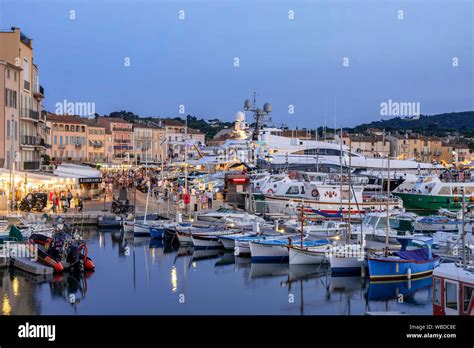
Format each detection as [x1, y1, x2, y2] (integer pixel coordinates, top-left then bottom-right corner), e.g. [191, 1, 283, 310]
[235, 111, 245, 122]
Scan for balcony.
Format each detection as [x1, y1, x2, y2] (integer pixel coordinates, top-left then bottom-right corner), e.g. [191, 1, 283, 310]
[20, 108, 39, 121]
[114, 139, 131, 144]
[24, 80, 30, 91]
[112, 126, 132, 132]
[35, 138, 50, 148]
[33, 84, 45, 99]
[23, 161, 40, 170]
[59, 144, 66, 150]
[20, 135, 37, 146]
[75, 143, 83, 148]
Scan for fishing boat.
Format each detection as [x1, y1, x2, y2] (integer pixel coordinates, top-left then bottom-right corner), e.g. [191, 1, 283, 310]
[197, 208, 256, 222]
[432, 262, 474, 315]
[413, 215, 460, 232]
[367, 236, 439, 281]
[219, 232, 260, 250]
[393, 175, 474, 212]
[190, 230, 242, 249]
[234, 233, 299, 256]
[175, 225, 226, 245]
[249, 238, 329, 263]
[288, 244, 331, 265]
[263, 176, 402, 215]
[329, 243, 367, 274]
[351, 211, 413, 244]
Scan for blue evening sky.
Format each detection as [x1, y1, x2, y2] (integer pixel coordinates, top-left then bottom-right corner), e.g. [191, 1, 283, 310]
[0, 0, 472, 127]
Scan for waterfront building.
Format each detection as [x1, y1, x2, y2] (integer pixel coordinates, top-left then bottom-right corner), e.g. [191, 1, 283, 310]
[0, 60, 21, 169]
[0, 28, 48, 170]
[86, 121, 106, 163]
[151, 126, 166, 164]
[46, 114, 87, 163]
[341, 134, 390, 158]
[386, 134, 424, 160]
[133, 124, 153, 164]
[97, 117, 133, 163]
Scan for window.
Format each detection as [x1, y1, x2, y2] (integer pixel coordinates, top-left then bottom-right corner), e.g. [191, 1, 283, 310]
[65, 125, 69, 131]
[59, 136, 63, 145]
[286, 186, 300, 195]
[438, 187, 451, 195]
[465, 187, 474, 195]
[6, 121, 10, 139]
[54, 135, 57, 145]
[433, 277, 442, 305]
[23, 59, 29, 81]
[65, 136, 68, 145]
[445, 281, 458, 311]
[463, 285, 473, 313]
[14, 71, 17, 82]
[65, 150, 68, 158]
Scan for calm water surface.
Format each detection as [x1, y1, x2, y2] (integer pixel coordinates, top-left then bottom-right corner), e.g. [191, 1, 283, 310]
[1, 228, 433, 315]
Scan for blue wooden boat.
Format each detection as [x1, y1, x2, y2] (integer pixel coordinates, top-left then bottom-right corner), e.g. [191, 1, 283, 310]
[150, 227, 165, 239]
[367, 236, 440, 281]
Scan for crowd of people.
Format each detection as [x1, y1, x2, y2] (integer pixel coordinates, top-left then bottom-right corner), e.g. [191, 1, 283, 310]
[102, 169, 216, 213]
[48, 189, 83, 213]
[439, 169, 472, 183]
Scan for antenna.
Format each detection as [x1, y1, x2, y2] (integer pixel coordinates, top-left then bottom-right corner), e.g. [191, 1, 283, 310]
[244, 93, 272, 141]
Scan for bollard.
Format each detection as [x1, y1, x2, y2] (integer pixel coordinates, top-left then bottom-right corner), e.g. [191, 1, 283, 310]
[176, 211, 182, 223]
[274, 219, 279, 231]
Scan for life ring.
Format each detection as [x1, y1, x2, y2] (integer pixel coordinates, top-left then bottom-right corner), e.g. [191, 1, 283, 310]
[77, 243, 88, 262]
[311, 189, 319, 198]
[267, 189, 275, 194]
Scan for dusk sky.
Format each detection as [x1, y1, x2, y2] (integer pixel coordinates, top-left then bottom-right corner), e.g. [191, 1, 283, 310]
[0, 0, 472, 128]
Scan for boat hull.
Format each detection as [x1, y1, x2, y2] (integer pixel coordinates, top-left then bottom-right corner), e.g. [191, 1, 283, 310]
[367, 257, 440, 281]
[191, 235, 223, 249]
[289, 246, 328, 265]
[393, 192, 463, 212]
[249, 242, 289, 263]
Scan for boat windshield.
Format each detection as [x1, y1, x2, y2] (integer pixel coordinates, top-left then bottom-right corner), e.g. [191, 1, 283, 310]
[375, 217, 399, 229]
[363, 215, 378, 227]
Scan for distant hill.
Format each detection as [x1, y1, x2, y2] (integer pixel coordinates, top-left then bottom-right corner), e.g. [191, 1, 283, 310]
[353, 111, 474, 137]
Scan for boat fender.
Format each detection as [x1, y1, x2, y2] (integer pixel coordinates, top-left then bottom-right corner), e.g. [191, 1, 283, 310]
[53, 262, 64, 273]
[84, 258, 95, 271]
[311, 189, 319, 198]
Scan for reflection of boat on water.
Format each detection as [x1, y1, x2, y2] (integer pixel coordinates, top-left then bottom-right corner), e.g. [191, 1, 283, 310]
[48, 271, 93, 312]
[129, 236, 151, 246]
[191, 249, 222, 262]
[287, 264, 330, 283]
[8, 267, 55, 283]
[149, 238, 163, 248]
[249, 263, 289, 279]
[366, 276, 432, 302]
[330, 275, 364, 293]
[215, 252, 235, 267]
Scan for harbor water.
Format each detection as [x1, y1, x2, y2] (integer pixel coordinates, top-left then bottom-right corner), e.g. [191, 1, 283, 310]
[1, 228, 433, 315]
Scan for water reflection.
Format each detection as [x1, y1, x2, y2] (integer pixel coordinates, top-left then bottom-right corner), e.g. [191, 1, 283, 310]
[1, 228, 434, 315]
